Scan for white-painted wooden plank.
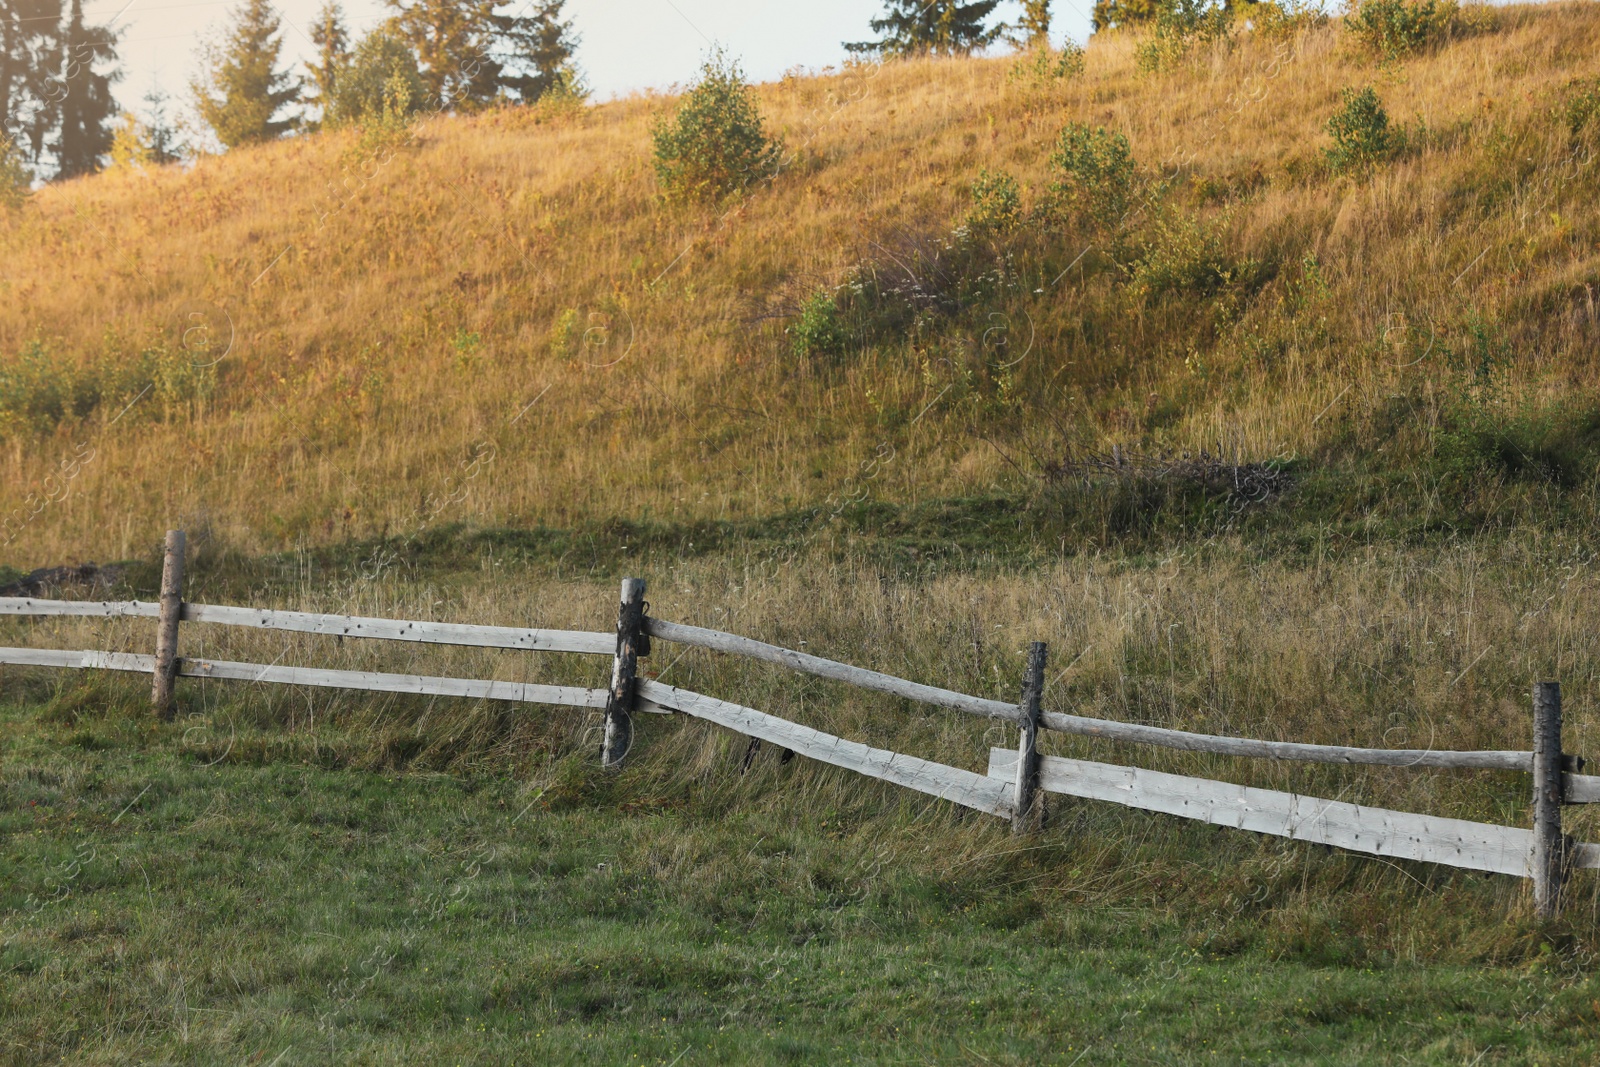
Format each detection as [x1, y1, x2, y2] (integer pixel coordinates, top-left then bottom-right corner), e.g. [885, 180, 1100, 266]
[0, 598, 159, 618]
[1573, 843, 1600, 870]
[182, 603, 614, 654]
[989, 749, 1537, 877]
[0, 646, 606, 708]
[1564, 774, 1600, 804]
[641, 679, 1013, 817]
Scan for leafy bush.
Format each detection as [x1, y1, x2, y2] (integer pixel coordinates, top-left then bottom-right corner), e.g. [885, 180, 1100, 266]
[330, 28, 426, 129]
[1129, 211, 1259, 300]
[790, 290, 849, 361]
[1325, 86, 1398, 174]
[1561, 77, 1600, 147]
[1342, 0, 1456, 59]
[653, 49, 782, 202]
[1137, 0, 1233, 73]
[963, 169, 1023, 237]
[1048, 122, 1138, 231]
[1009, 38, 1086, 85]
[0, 339, 216, 439]
[1250, 0, 1331, 38]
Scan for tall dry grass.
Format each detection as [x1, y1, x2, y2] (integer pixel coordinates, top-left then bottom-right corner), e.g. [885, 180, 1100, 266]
[1, 3, 1598, 563]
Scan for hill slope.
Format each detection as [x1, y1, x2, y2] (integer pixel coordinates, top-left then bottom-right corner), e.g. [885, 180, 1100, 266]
[3, 3, 1600, 565]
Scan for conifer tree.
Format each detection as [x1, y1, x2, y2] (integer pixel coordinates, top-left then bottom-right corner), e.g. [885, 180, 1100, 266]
[1, 0, 64, 162]
[384, 0, 498, 109]
[53, 0, 119, 179]
[306, 1, 349, 115]
[1014, 0, 1052, 47]
[1091, 0, 1170, 31]
[488, 0, 578, 104]
[845, 0, 1004, 57]
[192, 0, 300, 148]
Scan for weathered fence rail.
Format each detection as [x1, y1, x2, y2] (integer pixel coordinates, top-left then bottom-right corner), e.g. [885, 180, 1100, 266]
[1, 529, 1596, 918]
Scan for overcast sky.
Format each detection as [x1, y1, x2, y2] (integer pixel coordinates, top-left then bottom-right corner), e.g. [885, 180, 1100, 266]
[91, 0, 1098, 121]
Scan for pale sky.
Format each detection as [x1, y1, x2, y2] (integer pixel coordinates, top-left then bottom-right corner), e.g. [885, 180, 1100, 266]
[89, 0, 1097, 124]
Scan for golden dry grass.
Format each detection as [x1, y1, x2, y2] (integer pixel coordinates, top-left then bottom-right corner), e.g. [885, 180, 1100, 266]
[0, 2, 1598, 562]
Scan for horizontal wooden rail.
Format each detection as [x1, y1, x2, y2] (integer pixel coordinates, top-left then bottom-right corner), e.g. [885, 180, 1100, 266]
[643, 617, 1021, 721]
[641, 679, 1014, 817]
[645, 616, 1536, 772]
[0, 647, 608, 709]
[0, 598, 160, 618]
[1037, 710, 1535, 771]
[989, 749, 1600, 876]
[0, 597, 614, 655]
[1566, 774, 1600, 804]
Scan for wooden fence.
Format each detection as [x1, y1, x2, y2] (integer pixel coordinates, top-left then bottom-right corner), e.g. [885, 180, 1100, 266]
[3, 530, 1597, 918]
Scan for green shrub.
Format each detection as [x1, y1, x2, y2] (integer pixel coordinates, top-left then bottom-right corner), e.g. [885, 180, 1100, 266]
[0, 137, 30, 212]
[791, 290, 849, 361]
[1130, 211, 1259, 300]
[0, 339, 216, 440]
[330, 28, 426, 130]
[1137, 0, 1233, 73]
[964, 169, 1023, 237]
[1325, 86, 1398, 174]
[1561, 77, 1600, 147]
[1342, 0, 1456, 59]
[1251, 0, 1331, 39]
[1009, 39, 1086, 85]
[1048, 122, 1138, 231]
[653, 49, 782, 202]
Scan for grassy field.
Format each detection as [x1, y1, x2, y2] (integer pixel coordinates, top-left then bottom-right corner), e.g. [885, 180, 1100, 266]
[7, 1, 1600, 1061]
[6, 539, 1600, 1062]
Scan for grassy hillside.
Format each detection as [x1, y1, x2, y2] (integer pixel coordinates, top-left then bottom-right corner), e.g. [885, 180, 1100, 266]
[3, 2, 1600, 564]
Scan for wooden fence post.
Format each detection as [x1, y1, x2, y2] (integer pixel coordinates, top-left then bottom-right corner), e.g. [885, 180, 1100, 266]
[150, 529, 186, 720]
[1013, 641, 1047, 834]
[601, 578, 646, 770]
[1532, 681, 1567, 919]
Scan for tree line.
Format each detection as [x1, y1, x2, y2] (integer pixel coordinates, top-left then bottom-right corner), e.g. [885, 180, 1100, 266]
[1, 0, 1206, 186]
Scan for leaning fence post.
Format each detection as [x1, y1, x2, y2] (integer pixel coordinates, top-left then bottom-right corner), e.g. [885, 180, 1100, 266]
[1532, 681, 1567, 919]
[150, 529, 186, 720]
[601, 578, 647, 770]
[1012, 641, 1047, 834]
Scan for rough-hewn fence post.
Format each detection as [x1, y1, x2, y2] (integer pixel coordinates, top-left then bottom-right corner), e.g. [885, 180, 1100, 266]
[601, 578, 647, 770]
[150, 529, 186, 720]
[1013, 641, 1047, 834]
[1532, 681, 1567, 919]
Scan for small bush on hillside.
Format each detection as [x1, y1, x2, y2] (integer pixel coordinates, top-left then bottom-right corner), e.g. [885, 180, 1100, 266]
[653, 49, 782, 202]
[1137, 0, 1233, 73]
[0, 339, 216, 439]
[1250, 0, 1331, 39]
[1325, 87, 1399, 174]
[790, 290, 849, 361]
[963, 169, 1023, 237]
[1342, 0, 1456, 60]
[1, 137, 30, 212]
[330, 28, 427, 130]
[1048, 122, 1138, 231]
[1561, 77, 1600, 148]
[1009, 38, 1086, 85]
[1129, 211, 1258, 300]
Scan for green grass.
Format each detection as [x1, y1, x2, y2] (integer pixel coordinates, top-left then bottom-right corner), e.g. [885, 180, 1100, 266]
[5, 686, 1600, 1065]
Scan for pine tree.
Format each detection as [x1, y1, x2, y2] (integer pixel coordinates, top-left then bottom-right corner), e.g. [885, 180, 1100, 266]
[845, 0, 1005, 57]
[0, 0, 64, 162]
[384, 0, 499, 110]
[1014, 0, 1053, 47]
[140, 88, 182, 163]
[192, 0, 300, 148]
[306, 1, 349, 116]
[489, 0, 578, 104]
[53, 0, 119, 179]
